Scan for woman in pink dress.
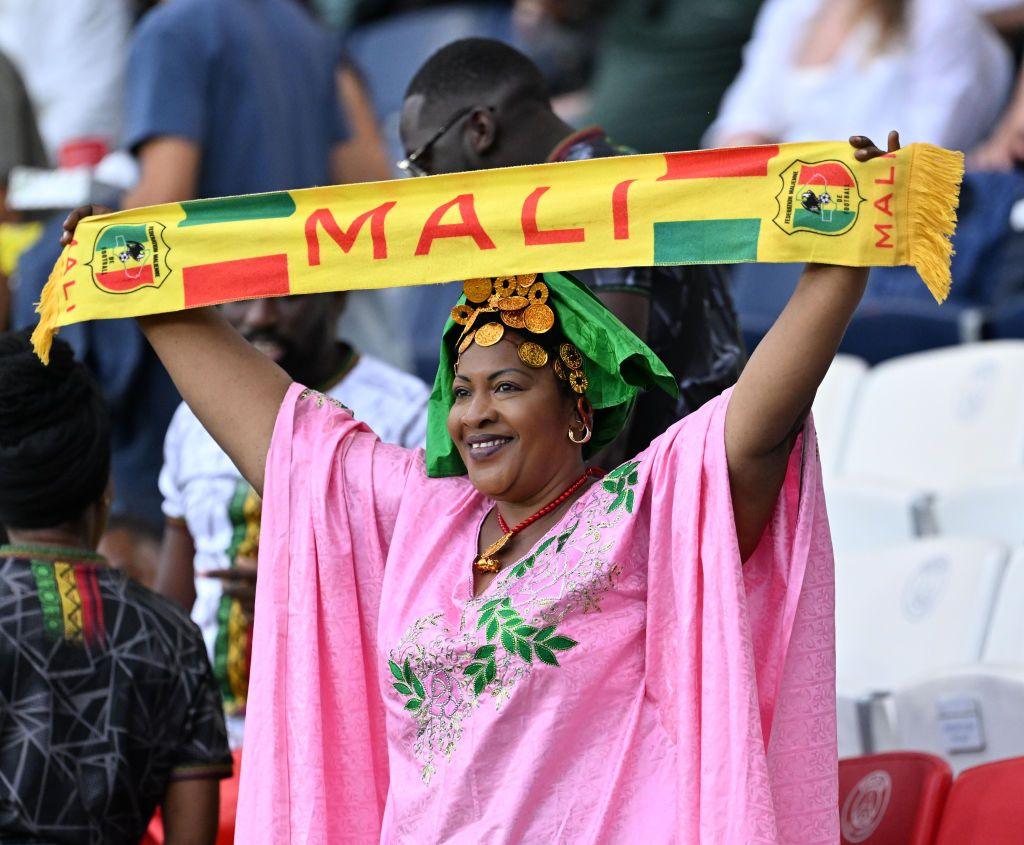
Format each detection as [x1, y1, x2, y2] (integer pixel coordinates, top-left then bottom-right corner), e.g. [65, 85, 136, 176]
[63, 133, 900, 844]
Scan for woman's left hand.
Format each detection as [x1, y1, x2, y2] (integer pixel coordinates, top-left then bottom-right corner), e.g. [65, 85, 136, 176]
[850, 130, 901, 162]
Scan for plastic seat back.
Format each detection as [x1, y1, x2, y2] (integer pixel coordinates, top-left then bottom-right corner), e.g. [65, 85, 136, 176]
[835, 538, 1007, 694]
[813, 354, 868, 476]
[837, 341, 1024, 489]
[934, 757, 1024, 845]
[839, 751, 952, 845]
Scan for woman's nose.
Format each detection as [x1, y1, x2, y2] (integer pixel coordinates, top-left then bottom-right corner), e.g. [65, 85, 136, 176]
[463, 391, 497, 426]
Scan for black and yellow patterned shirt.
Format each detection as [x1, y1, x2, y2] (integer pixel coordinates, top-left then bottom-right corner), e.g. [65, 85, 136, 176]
[0, 544, 232, 845]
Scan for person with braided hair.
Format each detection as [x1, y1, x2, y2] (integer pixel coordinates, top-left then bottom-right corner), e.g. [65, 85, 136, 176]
[0, 329, 232, 845]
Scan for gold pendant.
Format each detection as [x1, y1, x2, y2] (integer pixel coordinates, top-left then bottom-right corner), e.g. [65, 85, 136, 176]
[474, 556, 501, 573]
[473, 532, 512, 574]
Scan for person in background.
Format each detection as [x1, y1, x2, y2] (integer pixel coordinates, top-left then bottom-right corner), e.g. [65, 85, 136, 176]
[398, 38, 745, 463]
[0, 0, 130, 165]
[0, 329, 231, 845]
[7, 0, 393, 580]
[569, 0, 763, 154]
[123, 0, 388, 210]
[158, 292, 430, 747]
[0, 50, 47, 331]
[971, 2, 1024, 170]
[706, 0, 1013, 153]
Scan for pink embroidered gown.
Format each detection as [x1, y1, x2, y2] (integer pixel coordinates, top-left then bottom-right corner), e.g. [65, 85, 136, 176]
[236, 384, 839, 844]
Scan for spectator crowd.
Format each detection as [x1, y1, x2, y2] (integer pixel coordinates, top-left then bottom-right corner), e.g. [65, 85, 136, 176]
[4, 0, 1024, 842]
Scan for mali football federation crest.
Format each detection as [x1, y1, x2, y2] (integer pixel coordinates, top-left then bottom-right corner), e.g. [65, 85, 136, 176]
[88, 222, 172, 294]
[773, 160, 865, 237]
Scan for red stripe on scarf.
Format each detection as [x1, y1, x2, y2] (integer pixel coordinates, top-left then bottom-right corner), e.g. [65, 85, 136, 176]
[659, 146, 780, 181]
[182, 254, 290, 307]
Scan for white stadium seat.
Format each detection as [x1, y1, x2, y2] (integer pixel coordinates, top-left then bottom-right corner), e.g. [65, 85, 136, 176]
[982, 547, 1024, 664]
[834, 538, 1009, 755]
[932, 475, 1024, 547]
[824, 478, 929, 556]
[872, 549, 1024, 772]
[822, 341, 1024, 552]
[881, 665, 1024, 774]
[834, 341, 1024, 489]
[813, 354, 868, 476]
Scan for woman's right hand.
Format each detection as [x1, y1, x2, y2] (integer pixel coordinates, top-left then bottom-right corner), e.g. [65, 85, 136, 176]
[60, 205, 112, 246]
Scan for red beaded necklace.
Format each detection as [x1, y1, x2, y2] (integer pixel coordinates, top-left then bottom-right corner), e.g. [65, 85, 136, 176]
[473, 467, 604, 573]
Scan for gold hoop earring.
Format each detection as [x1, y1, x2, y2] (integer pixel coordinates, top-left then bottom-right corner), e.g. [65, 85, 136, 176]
[568, 424, 592, 445]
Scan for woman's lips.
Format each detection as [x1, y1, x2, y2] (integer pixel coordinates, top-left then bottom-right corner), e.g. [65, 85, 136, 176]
[466, 436, 512, 460]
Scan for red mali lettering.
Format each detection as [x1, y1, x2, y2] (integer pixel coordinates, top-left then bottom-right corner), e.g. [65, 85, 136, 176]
[874, 164, 896, 248]
[416, 194, 496, 255]
[612, 180, 635, 240]
[521, 187, 585, 246]
[305, 202, 396, 265]
[875, 166, 896, 186]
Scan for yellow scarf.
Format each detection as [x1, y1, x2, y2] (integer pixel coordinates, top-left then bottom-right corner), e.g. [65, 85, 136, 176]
[32, 141, 962, 363]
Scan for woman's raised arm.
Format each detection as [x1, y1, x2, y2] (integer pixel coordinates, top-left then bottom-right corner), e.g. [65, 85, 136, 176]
[62, 207, 292, 494]
[724, 132, 900, 559]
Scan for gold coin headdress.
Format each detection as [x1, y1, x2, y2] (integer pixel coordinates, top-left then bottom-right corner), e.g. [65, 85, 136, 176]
[451, 275, 588, 394]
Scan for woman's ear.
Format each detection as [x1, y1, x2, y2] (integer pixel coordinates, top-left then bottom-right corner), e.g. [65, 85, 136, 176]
[576, 396, 594, 428]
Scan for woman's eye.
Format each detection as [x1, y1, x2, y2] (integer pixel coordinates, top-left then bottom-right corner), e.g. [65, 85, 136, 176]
[453, 387, 470, 399]
[495, 382, 520, 393]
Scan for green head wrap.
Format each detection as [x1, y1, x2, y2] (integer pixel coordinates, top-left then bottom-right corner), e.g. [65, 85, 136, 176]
[426, 271, 678, 478]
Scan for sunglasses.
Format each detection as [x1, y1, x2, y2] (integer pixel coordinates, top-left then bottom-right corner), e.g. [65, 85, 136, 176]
[397, 105, 485, 177]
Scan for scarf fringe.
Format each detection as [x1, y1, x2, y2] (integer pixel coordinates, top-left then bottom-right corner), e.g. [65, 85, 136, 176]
[908, 144, 964, 304]
[30, 263, 61, 365]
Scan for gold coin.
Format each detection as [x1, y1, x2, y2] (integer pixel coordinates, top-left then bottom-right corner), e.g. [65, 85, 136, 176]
[493, 276, 517, 297]
[568, 369, 589, 394]
[526, 281, 549, 305]
[464, 278, 493, 303]
[458, 330, 476, 354]
[517, 341, 549, 369]
[496, 295, 529, 311]
[474, 321, 504, 347]
[451, 304, 475, 325]
[516, 273, 537, 293]
[523, 303, 554, 334]
[552, 358, 567, 380]
[500, 308, 527, 329]
[559, 343, 583, 370]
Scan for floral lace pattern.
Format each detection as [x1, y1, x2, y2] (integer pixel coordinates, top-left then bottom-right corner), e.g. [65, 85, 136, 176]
[386, 462, 642, 783]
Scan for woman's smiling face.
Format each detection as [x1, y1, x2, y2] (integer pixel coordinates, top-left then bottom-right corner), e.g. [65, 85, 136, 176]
[447, 331, 584, 503]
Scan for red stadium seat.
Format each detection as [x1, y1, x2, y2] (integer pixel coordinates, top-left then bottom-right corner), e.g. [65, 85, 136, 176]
[141, 748, 243, 845]
[934, 757, 1024, 845]
[839, 752, 952, 845]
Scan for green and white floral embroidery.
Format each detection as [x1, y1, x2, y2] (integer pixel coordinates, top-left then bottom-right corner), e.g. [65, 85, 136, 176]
[603, 460, 640, 514]
[387, 458, 644, 783]
[464, 596, 578, 696]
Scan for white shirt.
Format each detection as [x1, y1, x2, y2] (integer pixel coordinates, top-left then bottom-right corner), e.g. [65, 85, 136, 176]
[159, 352, 430, 746]
[0, 0, 131, 160]
[705, 0, 1013, 152]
